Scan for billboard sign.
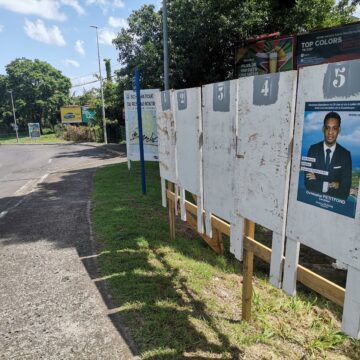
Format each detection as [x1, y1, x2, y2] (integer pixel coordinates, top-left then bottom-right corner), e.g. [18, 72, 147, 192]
[235, 36, 294, 77]
[28, 123, 41, 138]
[60, 106, 82, 123]
[297, 23, 360, 68]
[124, 89, 160, 162]
[81, 106, 96, 123]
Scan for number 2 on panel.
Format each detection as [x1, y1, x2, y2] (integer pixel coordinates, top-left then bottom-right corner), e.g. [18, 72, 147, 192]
[333, 67, 346, 88]
[261, 79, 269, 97]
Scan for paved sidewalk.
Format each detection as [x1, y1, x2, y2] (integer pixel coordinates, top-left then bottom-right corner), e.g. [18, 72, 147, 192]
[0, 146, 138, 360]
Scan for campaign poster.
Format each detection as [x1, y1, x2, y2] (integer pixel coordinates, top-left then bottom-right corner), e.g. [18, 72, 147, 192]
[235, 36, 294, 77]
[124, 89, 159, 161]
[297, 101, 360, 218]
[297, 23, 360, 68]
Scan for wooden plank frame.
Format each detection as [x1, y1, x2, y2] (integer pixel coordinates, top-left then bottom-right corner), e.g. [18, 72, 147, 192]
[166, 188, 346, 315]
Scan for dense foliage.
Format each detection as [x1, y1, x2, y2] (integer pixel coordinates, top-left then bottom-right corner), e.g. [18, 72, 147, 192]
[0, 58, 71, 131]
[113, 0, 358, 90]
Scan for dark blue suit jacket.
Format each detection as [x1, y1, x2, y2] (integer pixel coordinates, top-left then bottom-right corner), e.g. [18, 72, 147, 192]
[304, 141, 352, 200]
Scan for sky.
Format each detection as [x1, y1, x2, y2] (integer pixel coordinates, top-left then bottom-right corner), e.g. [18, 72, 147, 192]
[0, 0, 161, 95]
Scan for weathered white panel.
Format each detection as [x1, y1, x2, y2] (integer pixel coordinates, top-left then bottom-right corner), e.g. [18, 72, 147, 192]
[342, 266, 360, 339]
[174, 87, 204, 232]
[174, 87, 202, 196]
[286, 60, 360, 269]
[155, 90, 177, 183]
[202, 80, 237, 222]
[285, 60, 360, 339]
[234, 71, 297, 234]
[282, 238, 300, 296]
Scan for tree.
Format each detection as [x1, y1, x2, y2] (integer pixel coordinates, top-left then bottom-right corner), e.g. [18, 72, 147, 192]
[2, 58, 71, 129]
[113, 0, 358, 89]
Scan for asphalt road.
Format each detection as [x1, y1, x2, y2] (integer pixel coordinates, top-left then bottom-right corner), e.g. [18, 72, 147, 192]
[0, 144, 138, 359]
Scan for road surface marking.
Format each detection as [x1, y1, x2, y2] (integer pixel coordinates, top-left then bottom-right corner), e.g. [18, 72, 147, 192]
[0, 211, 8, 219]
[48, 158, 53, 164]
[39, 173, 49, 184]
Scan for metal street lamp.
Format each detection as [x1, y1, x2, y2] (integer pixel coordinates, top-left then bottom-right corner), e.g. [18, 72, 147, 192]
[90, 25, 108, 144]
[7, 90, 19, 143]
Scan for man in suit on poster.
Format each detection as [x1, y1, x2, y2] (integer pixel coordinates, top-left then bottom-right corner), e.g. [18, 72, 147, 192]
[305, 112, 352, 200]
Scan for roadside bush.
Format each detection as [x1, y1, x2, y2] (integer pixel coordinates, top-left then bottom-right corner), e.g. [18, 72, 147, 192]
[90, 125, 103, 143]
[54, 124, 65, 138]
[42, 128, 54, 135]
[63, 125, 105, 142]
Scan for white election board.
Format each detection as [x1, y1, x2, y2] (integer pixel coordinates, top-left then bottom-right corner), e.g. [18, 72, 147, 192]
[284, 60, 360, 338]
[155, 90, 177, 184]
[124, 89, 159, 162]
[231, 72, 297, 284]
[174, 88, 204, 232]
[202, 80, 237, 231]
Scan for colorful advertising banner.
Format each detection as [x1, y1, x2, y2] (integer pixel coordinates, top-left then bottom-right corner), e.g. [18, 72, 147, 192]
[297, 23, 360, 68]
[297, 101, 360, 218]
[60, 106, 82, 123]
[124, 89, 159, 162]
[28, 123, 41, 138]
[81, 106, 96, 123]
[235, 36, 294, 77]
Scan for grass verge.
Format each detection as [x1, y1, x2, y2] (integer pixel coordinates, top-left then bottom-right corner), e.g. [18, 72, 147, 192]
[92, 162, 360, 359]
[0, 133, 65, 144]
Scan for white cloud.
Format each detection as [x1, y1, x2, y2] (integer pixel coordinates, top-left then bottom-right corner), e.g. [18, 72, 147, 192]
[0, 0, 67, 21]
[75, 40, 85, 55]
[98, 28, 116, 45]
[113, 0, 124, 8]
[86, 0, 124, 13]
[24, 19, 66, 46]
[0, 24, 4, 32]
[64, 59, 80, 67]
[61, 0, 85, 15]
[108, 16, 127, 28]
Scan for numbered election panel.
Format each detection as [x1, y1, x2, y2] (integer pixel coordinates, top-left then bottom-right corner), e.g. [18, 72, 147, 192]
[234, 71, 297, 234]
[202, 80, 237, 222]
[285, 59, 360, 339]
[174, 87, 203, 196]
[286, 60, 360, 268]
[155, 90, 177, 183]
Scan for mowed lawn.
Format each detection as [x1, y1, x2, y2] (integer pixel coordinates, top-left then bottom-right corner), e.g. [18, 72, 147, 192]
[92, 162, 360, 359]
[0, 133, 65, 144]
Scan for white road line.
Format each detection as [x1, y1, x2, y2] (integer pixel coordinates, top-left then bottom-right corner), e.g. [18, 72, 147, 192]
[0, 211, 8, 219]
[14, 179, 35, 195]
[39, 173, 49, 184]
[48, 158, 53, 164]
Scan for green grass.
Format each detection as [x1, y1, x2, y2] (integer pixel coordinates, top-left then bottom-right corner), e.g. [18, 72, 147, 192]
[92, 162, 360, 359]
[0, 133, 65, 144]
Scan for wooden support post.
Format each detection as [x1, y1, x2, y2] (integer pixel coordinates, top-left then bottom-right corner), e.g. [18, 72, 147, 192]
[167, 181, 176, 241]
[213, 228, 224, 255]
[242, 219, 255, 322]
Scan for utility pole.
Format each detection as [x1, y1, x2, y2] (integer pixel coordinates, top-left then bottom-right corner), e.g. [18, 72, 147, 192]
[90, 25, 108, 144]
[162, 0, 169, 90]
[8, 90, 19, 143]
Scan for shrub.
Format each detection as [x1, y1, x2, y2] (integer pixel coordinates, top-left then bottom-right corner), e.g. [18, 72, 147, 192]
[42, 128, 54, 135]
[54, 124, 66, 138]
[62, 125, 105, 142]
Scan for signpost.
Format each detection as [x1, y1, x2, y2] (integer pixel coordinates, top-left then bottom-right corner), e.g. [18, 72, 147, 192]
[134, 68, 147, 195]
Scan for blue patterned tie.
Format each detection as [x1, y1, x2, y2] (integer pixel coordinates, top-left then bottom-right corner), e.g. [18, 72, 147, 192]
[325, 148, 331, 171]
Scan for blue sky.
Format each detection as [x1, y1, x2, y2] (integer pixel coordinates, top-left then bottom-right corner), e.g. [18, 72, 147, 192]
[0, 0, 160, 95]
